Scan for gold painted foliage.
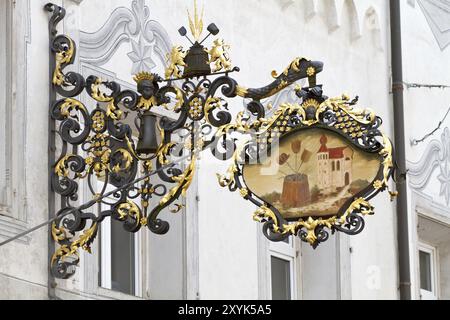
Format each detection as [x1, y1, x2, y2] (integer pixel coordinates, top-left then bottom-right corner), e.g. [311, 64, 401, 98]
[53, 37, 75, 86]
[187, 0, 204, 41]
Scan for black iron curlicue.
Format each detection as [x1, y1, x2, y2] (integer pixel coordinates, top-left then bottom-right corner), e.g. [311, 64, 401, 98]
[45, 3, 395, 279]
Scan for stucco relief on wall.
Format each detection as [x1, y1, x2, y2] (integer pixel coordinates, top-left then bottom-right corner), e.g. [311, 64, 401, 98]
[408, 127, 450, 206]
[299, 0, 383, 44]
[412, 0, 450, 50]
[79, 0, 171, 74]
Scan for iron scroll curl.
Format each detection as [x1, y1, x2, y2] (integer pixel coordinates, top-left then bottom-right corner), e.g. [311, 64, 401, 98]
[46, 1, 396, 279]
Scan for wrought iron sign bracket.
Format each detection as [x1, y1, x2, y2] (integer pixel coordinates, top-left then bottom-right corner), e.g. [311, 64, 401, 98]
[45, 1, 396, 279]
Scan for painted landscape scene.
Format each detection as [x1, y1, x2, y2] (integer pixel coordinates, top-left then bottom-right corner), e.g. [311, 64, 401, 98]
[243, 129, 381, 219]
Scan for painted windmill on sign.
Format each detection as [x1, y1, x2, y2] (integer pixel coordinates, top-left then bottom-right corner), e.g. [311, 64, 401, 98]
[278, 140, 313, 208]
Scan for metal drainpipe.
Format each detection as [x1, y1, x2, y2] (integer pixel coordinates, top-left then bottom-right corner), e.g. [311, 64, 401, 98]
[390, 0, 411, 300]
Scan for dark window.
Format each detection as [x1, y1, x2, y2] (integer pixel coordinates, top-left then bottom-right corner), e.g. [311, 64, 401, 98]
[271, 256, 291, 300]
[419, 250, 432, 291]
[110, 219, 135, 295]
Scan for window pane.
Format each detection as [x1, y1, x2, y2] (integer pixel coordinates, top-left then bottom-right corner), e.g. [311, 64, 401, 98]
[419, 250, 432, 291]
[111, 219, 135, 295]
[271, 256, 291, 300]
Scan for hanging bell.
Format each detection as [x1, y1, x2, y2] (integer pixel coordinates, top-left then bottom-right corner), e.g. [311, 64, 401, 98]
[183, 42, 211, 78]
[136, 112, 159, 155]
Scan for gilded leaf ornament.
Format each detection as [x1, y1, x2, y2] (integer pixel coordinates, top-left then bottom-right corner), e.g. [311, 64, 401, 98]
[45, 1, 395, 279]
[187, 0, 204, 41]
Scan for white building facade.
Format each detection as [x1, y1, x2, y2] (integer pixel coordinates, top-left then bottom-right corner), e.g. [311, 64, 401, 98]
[0, 0, 449, 300]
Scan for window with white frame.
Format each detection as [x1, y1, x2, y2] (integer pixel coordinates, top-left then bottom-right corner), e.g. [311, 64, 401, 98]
[96, 135, 143, 298]
[99, 191, 142, 297]
[419, 243, 439, 300]
[93, 127, 187, 299]
[269, 237, 299, 300]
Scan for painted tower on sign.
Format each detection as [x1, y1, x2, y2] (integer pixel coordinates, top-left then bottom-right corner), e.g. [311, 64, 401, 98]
[317, 135, 353, 193]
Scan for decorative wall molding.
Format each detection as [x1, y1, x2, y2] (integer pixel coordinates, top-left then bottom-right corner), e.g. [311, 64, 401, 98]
[0, 0, 30, 242]
[324, 0, 341, 32]
[414, 190, 450, 225]
[365, 6, 383, 51]
[417, 0, 450, 51]
[302, 0, 382, 48]
[408, 127, 450, 206]
[0, 215, 30, 244]
[0, 1, 11, 211]
[78, 0, 172, 74]
[303, 0, 319, 20]
[256, 224, 270, 300]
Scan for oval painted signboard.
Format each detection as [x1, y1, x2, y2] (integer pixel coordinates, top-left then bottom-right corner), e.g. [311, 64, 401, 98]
[217, 93, 396, 248]
[243, 128, 382, 220]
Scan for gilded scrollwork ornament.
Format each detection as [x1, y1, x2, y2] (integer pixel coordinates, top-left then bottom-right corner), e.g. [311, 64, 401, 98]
[46, 1, 396, 279]
[216, 88, 395, 247]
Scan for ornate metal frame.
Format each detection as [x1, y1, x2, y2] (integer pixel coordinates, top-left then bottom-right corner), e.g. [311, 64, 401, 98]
[45, 1, 395, 279]
[217, 94, 396, 247]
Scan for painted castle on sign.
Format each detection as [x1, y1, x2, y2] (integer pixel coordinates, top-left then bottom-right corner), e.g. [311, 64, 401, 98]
[317, 135, 353, 193]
